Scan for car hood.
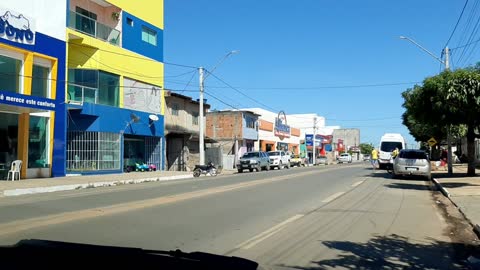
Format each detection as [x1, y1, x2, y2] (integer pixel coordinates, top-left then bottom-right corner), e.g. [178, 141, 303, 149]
[1, 239, 259, 269]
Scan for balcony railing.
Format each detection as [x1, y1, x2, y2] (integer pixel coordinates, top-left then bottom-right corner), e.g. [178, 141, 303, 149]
[67, 84, 98, 105]
[68, 10, 121, 46]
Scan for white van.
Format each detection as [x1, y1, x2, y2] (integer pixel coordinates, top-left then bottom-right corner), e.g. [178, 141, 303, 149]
[378, 133, 406, 169]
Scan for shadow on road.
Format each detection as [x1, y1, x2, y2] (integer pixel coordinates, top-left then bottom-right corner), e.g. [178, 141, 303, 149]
[440, 182, 480, 189]
[282, 234, 470, 269]
[385, 182, 430, 191]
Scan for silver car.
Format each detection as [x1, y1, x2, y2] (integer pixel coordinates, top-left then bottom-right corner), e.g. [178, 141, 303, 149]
[392, 149, 431, 180]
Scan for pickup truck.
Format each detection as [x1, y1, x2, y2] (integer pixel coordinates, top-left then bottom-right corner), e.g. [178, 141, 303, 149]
[268, 151, 290, 170]
[237, 151, 270, 173]
[290, 154, 305, 167]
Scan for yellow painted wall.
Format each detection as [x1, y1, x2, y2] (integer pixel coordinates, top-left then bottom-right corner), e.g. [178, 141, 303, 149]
[107, 0, 163, 29]
[67, 29, 164, 114]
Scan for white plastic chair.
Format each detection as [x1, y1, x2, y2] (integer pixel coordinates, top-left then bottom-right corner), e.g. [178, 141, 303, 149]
[7, 160, 22, 181]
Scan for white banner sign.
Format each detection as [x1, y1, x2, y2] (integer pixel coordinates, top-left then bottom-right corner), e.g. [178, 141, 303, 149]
[0, 7, 36, 45]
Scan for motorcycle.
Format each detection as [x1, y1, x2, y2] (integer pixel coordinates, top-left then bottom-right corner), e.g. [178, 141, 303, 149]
[193, 162, 217, 177]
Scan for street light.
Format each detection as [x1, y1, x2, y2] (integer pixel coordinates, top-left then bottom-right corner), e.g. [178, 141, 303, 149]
[199, 50, 239, 165]
[399, 35, 452, 175]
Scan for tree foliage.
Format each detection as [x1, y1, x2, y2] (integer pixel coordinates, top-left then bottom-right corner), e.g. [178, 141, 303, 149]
[402, 68, 480, 175]
[359, 143, 374, 155]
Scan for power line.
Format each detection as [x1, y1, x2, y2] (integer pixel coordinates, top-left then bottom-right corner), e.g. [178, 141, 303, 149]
[329, 116, 401, 122]
[166, 80, 421, 90]
[444, 0, 469, 48]
[456, 2, 480, 66]
[164, 70, 197, 78]
[204, 91, 239, 110]
[67, 41, 197, 69]
[454, 0, 479, 53]
[0, 71, 198, 92]
[206, 70, 279, 112]
[451, 36, 480, 50]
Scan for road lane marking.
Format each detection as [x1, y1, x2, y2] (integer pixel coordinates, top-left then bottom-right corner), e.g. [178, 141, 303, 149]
[352, 180, 365, 187]
[321, 192, 345, 203]
[236, 214, 304, 250]
[0, 170, 325, 237]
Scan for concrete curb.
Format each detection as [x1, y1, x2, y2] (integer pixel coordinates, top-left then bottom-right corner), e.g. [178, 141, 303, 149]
[431, 178, 451, 197]
[432, 178, 480, 239]
[2, 174, 193, 197]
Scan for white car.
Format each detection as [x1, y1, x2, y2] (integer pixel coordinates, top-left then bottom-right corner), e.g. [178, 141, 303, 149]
[337, 153, 352, 163]
[268, 151, 290, 169]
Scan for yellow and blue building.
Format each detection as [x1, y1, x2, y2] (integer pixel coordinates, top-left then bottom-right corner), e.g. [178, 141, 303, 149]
[0, 1, 67, 178]
[0, 0, 165, 179]
[65, 0, 165, 175]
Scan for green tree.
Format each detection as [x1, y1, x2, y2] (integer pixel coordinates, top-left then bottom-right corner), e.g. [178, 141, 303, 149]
[446, 69, 480, 175]
[359, 143, 374, 155]
[402, 69, 478, 176]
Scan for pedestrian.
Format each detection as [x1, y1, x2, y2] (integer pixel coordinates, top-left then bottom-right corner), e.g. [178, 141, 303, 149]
[392, 147, 399, 159]
[371, 148, 379, 170]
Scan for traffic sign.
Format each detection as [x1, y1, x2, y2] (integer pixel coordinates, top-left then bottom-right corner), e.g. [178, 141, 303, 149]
[428, 137, 437, 147]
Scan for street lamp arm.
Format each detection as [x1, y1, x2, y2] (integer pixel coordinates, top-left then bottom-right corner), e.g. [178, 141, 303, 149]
[204, 50, 240, 79]
[399, 36, 445, 65]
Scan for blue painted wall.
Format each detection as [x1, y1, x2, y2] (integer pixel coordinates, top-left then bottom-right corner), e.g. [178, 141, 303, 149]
[0, 32, 67, 177]
[122, 11, 163, 62]
[68, 103, 164, 137]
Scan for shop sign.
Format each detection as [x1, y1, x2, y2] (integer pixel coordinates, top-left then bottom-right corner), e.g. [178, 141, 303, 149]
[0, 7, 36, 45]
[274, 110, 290, 138]
[315, 134, 332, 144]
[305, 134, 313, 146]
[0, 91, 56, 111]
[305, 134, 323, 147]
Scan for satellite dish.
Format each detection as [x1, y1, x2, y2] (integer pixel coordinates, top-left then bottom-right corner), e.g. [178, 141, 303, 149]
[130, 113, 140, 123]
[149, 114, 159, 121]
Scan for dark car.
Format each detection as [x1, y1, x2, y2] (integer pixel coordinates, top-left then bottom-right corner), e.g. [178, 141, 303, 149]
[237, 151, 270, 173]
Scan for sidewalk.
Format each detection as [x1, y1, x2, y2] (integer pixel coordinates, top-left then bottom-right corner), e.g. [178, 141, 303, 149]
[0, 170, 195, 197]
[432, 164, 480, 236]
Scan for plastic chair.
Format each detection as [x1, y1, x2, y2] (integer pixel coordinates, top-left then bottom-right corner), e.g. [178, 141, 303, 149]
[7, 160, 22, 181]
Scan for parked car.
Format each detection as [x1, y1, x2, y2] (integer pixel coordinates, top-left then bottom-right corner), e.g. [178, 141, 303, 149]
[363, 155, 371, 161]
[268, 151, 290, 170]
[237, 151, 270, 173]
[338, 153, 352, 163]
[290, 154, 305, 167]
[316, 156, 328, 165]
[392, 149, 431, 180]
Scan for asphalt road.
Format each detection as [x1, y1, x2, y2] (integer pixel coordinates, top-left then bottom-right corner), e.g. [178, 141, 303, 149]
[0, 163, 467, 269]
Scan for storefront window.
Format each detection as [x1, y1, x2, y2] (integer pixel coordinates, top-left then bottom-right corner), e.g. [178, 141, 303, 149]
[98, 71, 119, 107]
[28, 115, 50, 168]
[66, 131, 121, 171]
[0, 113, 18, 176]
[68, 69, 119, 107]
[0, 54, 22, 93]
[31, 65, 50, 98]
[124, 135, 145, 168]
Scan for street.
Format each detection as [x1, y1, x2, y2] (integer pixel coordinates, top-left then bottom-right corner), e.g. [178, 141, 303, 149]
[0, 164, 473, 269]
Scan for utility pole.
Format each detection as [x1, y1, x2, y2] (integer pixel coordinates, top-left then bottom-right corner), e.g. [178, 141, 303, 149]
[312, 117, 317, 165]
[445, 47, 453, 175]
[199, 67, 205, 165]
[400, 36, 453, 175]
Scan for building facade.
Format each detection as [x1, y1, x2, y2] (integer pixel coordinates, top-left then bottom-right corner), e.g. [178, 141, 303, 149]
[0, 1, 67, 178]
[206, 110, 259, 159]
[65, 0, 165, 175]
[241, 108, 302, 155]
[164, 92, 210, 171]
[333, 128, 361, 159]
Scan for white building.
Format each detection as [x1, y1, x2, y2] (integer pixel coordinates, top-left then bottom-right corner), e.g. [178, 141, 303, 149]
[240, 108, 303, 154]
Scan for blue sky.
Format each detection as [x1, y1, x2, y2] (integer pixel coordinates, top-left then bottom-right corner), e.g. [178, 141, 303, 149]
[163, 0, 479, 147]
